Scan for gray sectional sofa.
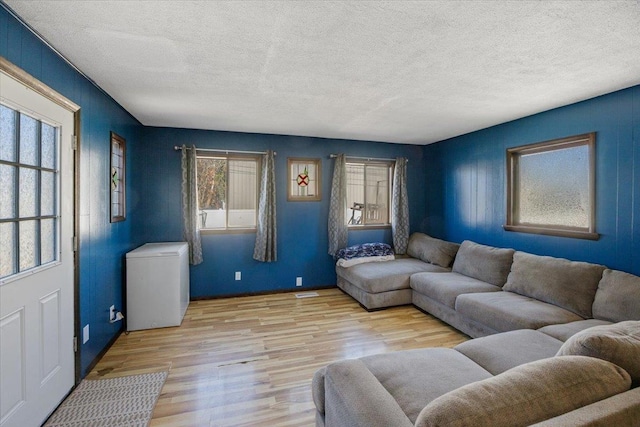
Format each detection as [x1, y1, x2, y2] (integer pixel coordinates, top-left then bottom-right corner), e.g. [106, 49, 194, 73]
[313, 323, 640, 426]
[336, 233, 459, 310]
[318, 233, 640, 426]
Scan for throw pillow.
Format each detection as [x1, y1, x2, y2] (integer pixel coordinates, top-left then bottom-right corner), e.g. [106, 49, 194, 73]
[592, 269, 640, 322]
[451, 240, 514, 286]
[406, 233, 459, 268]
[556, 321, 640, 384]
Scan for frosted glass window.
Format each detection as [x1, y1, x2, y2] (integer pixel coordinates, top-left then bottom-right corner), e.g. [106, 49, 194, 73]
[41, 171, 56, 216]
[196, 155, 259, 231]
[506, 133, 597, 240]
[41, 123, 56, 169]
[19, 113, 38, 166]
[41, 219, 55, 264]
[346, 160, 393, 226]
[0, 104, 16, 162]
[19, 220, 38, 271]
[0, 223, 16, 278]
[19, 168, 38, 218]
[0, 165, 15, 219]
[0, 103, 59, 279]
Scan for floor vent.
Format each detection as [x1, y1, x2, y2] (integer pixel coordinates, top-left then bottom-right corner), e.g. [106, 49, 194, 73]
[295, 292, 319, 298]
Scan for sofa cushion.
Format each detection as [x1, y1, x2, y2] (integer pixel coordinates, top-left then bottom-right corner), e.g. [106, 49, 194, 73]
[454, 329, 563, 375]
[593, 269, 640, 322]
[406, 233, 460, 268]
[503, 251, 606, 318]
[538, 319, 612, 341]
[410, 272, 502, 308]
[361, 348, 492, 424]
[415, 356, 631, 427]
[556, 321, 640, 384]
[336, 258, 449, 293]
[451, 241, 514, 286]
[455, 292, 583, 333]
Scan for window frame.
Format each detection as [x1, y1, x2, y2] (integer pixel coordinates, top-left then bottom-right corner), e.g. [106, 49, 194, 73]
[345, 158, 394, 229]
[504, 132, 598, 240]
[109, 131, 126, 223]
[196, 152, 261, 234]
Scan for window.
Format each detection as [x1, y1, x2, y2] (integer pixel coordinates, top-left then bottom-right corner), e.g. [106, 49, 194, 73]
[196, 154, 259, 231]
[346, 160, 393, 227]
[505, 133, 597, 240]
[110, 132, 126, 222]
[1, 104, 59, 279]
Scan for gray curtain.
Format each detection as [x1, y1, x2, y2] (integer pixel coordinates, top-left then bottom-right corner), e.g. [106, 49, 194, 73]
[253, 150, 277, 262]
[181, 144, 203, 265]
[328, 154, 348, 257]
[392, 157, 410, 254]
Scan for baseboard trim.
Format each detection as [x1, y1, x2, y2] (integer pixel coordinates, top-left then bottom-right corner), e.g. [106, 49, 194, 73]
[191, 285, 336, 301]
[82, 328, 122, 379]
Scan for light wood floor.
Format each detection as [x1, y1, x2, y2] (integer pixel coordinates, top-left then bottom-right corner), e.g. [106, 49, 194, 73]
[88, 288, 468, 426]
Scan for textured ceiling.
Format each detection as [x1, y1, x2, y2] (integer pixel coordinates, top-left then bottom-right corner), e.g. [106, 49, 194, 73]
[4, 1, 640, 145]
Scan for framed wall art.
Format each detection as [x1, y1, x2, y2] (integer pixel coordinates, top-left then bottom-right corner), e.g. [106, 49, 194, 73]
[288, 158, 321, 201]
[110, 131, 126, 222]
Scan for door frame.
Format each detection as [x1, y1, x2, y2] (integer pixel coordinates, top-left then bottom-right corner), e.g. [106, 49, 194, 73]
[0, 56, 82, 385]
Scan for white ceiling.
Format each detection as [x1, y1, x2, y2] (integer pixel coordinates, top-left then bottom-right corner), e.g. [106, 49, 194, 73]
[5, 1, 640, 145]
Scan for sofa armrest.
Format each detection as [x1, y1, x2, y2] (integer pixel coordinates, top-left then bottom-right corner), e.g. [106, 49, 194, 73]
[323, 359, 413, 427]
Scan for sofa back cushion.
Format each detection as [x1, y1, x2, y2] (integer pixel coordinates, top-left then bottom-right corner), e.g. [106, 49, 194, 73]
[415, 356, 631, 427]
[503, 252, 605, 318]
[406, 233, 459, 268]
[556, 321, 640, 385]
[592, 269, 640, 322]
[451, 240, 514, 286]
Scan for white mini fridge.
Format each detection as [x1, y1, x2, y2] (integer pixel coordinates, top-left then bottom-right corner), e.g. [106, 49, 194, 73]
[126, 242, 190, 331]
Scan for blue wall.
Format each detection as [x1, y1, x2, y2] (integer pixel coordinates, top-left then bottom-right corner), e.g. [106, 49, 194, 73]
[1, 7, 143, 376]
[133, 127, 427, 297]
[424, 85, 640, 275]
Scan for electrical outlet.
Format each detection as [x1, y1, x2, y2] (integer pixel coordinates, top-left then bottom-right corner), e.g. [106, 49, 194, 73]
[109, 305, 115, 322]
[235, 271, 241, 281]
[83, 324, 89, 344]
[296, 277, 303, 287]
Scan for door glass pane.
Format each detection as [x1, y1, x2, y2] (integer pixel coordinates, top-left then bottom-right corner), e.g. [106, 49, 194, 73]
[19, 220, 37, 271]
[0, 164, 15, 219]
[41, 123, 57, 169]
[41, 218, 55, 264]
[0, 104, 16, 162]
[227, 159, 256, 228]
[0, 222, 16, 278]
[19, 114, 38, 166]
[19, 168, 38, 218]
[517, 145, 589, 228]
[41, 171, 55, 216]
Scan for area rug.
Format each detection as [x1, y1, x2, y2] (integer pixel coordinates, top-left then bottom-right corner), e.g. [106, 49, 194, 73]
[44, 371, 168, 427]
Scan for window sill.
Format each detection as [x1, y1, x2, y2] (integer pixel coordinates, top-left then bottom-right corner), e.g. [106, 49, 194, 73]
[503, 224, 599, 240]
[200, 228, 256, 235]
[348, 224, 391, 231]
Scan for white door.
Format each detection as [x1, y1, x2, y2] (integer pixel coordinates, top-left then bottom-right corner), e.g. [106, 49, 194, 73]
[0, 69, 75, 427]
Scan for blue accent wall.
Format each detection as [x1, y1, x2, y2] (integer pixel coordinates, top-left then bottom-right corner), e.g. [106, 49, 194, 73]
[133, 127, 427, 297]
[1, 7, 144, 376]
[424, 85, 640, 275]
